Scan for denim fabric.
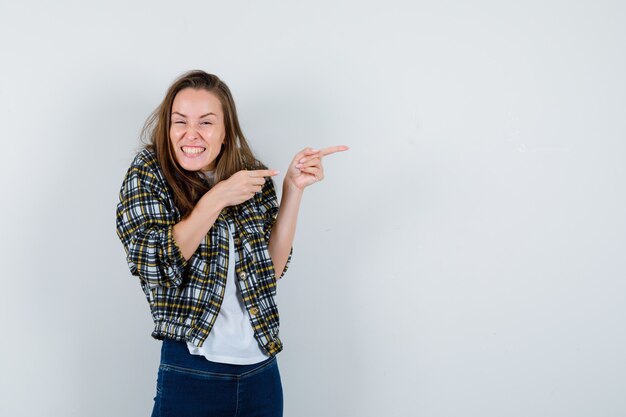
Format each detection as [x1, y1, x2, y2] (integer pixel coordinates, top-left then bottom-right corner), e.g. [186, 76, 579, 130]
[151, 339, 283, 417]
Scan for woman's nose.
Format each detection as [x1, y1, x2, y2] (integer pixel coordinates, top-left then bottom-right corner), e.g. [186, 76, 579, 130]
[186, 124, 201, 138]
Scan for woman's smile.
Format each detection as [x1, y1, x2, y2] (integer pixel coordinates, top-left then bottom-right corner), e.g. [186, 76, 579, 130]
[181, 146, 207, 156]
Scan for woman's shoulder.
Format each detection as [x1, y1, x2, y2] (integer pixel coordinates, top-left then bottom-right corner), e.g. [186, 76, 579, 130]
[123, 147, 167, 185]
[128, 148, 163, 174]
[130, 147, 158, 169]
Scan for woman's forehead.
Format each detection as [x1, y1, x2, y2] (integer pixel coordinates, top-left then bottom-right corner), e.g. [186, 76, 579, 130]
[172, 88, 222, 117]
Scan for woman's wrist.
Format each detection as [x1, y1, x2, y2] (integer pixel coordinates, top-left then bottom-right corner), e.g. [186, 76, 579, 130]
[282, 178, 305, 197]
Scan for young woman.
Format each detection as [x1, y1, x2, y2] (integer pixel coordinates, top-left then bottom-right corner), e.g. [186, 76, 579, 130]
[116, 70, 347, 417]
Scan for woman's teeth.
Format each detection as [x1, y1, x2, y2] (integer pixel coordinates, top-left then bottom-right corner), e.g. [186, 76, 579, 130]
[182, 147, 205, 155]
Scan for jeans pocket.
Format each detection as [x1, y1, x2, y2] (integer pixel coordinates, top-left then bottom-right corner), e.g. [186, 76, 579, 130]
[157, 364, 237, 416]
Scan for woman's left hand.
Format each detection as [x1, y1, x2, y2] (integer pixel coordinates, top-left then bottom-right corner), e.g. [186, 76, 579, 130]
[284, 145, 349, 191]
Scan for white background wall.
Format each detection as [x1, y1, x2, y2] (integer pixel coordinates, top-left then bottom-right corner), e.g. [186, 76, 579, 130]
[1, 1, 625, 416]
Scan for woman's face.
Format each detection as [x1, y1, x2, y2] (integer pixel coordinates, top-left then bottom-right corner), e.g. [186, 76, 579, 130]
[170, 88, 226, 171]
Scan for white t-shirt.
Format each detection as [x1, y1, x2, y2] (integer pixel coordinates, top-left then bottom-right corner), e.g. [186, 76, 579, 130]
[186, 170, 270, 364]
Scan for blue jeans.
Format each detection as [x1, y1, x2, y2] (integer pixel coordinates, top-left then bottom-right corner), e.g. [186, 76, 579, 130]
[151, 339, 283, 417]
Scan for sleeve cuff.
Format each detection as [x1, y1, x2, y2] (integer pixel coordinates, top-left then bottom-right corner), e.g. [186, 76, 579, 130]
[164, 224, 188, 271]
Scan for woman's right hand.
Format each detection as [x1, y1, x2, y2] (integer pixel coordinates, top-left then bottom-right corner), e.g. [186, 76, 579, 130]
[211, 169, 279, 208]
[174, 169, 278, 261]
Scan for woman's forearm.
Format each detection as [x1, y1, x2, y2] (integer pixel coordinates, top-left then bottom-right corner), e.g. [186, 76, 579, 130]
[173, 190, 225, 261]
[268, 182, 303, 277]
[174, 169, 280, 261]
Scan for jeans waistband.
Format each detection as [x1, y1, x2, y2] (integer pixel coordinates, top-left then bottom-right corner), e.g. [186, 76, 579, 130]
[159, 338, 276, 378]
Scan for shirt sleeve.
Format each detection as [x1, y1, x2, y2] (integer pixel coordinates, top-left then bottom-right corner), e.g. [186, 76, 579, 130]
[115, 161, 188, 289]
[257, 177, 293, 279]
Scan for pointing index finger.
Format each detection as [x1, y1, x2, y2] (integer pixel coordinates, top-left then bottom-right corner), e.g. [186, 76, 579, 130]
[319, 145, 350, 157]
[248, 169, 279, 178]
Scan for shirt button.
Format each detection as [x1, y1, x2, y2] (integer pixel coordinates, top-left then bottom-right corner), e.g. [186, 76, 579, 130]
[238, 271, 247, 281]
[267, 341, 276, 350]
[233, 237, 241, 245]
[249, 307, 259, 316]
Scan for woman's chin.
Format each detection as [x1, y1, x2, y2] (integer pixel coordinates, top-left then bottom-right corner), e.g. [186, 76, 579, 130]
[175, 152, 211, 171]
[178, 158, 210, 172]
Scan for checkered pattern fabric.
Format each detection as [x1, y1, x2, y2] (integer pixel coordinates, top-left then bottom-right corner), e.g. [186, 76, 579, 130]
[116, 149, 291, 356]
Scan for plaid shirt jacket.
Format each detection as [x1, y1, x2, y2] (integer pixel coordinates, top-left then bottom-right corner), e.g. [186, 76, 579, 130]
[116, 149, 291, 356]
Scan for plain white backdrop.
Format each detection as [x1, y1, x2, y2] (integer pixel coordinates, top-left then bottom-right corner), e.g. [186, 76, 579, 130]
[1, 1, 625, 416]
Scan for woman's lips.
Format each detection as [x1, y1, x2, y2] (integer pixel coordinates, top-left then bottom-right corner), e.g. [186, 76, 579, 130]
[181, 146, 206, 157]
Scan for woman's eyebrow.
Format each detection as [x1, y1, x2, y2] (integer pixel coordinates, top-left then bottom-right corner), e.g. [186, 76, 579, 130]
[171, 111, 217, 118]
